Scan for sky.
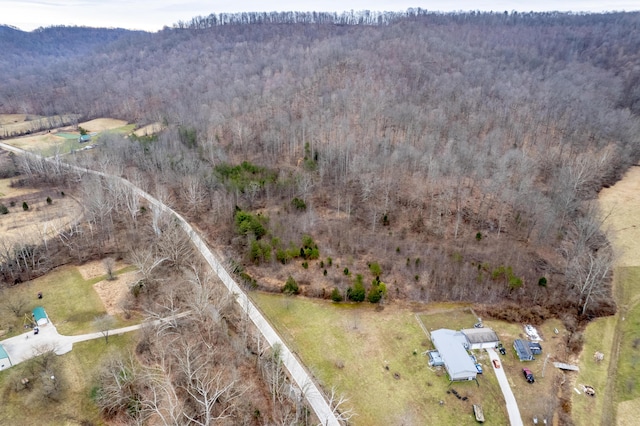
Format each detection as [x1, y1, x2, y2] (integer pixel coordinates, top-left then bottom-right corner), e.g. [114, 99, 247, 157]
[1, 0, 638, 32]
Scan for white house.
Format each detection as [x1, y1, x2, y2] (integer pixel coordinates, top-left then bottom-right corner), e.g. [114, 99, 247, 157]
[431, 329, 478, 381]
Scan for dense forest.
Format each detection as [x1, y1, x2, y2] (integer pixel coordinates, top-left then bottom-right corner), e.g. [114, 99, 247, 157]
[3, 10, 640, 327]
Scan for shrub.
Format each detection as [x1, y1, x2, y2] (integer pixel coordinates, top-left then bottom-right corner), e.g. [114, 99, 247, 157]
[326, 257, 332, 266]
[323, 269, 328, 276]
[343, 267, 349, 275]
[368, 261, 382, 277]
[302, 261, 308, 269]
[476, 232, 482, 241]
[331, 287, 343, 302]
[234, 209, 267, 238]
[291, 197, 307, 211]
[46, 196, 52, 205]
[0, 204, 8, 215]
[9, 200, 15, 207]
[250, 240, 272, 264]
[282, 276, 299, 295]
[276, 248, 291, 264]
[538, 277, 548, 287]
[347, 274, 366, 302]
[22, 201, 29, 211]
[367, 285, 383, 303]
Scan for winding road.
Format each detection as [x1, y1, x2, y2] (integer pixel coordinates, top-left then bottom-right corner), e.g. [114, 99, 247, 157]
[0, 141, 341, 426]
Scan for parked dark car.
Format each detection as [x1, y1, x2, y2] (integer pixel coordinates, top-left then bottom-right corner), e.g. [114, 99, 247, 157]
[523, 368, 535, 383]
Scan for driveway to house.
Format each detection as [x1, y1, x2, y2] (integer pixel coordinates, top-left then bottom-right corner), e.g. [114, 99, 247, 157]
[487, 347, 524, 426]
[0, 313, 188, 367]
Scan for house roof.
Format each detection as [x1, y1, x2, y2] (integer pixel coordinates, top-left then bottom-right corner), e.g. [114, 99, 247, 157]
[461, 328, 500, 345]
[431, 329, 477, 379]
[514, 339, 534, 361]
[0, 344, 9, 360]
[32, 306, 47, 322]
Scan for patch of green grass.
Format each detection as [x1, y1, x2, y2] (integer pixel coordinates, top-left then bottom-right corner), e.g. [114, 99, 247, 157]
[252, 294, 508, 425]
[0, 331, 135, 425]
[0, 265, 136, 338]
[615, 302, 640, 401]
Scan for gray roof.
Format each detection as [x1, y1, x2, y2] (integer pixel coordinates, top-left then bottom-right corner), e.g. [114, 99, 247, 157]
[431, 329, 477, 380]
[461, 328, 500, 345]
[514, 339, 534, 361]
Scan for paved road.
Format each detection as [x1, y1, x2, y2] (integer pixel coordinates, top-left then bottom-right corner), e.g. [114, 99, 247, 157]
[486, 347, 524, 426]
[0, 141, 341, 426]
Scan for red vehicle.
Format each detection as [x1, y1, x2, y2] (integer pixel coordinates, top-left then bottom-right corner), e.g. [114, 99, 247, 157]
[523, 368, 535, 383]
[493, 359, 501, 369]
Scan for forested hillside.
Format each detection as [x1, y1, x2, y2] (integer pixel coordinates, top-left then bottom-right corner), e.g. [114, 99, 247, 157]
[3, 11, 640, 327]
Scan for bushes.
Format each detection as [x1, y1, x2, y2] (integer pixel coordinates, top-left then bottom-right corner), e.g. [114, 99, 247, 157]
[347, 274, 366, 302]
[234, 209, 267, 238]
[282, 276, 299, 295]
[331, 287, 343, 302]
[0, 203, 8, 215]
[291, 197, 306, 211]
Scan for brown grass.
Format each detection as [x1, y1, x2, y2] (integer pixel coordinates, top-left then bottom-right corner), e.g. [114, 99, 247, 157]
[0, 182, 82, 247]
[570, 165, 640, 425]
[133, 122, 163, 136]
[78, 118, 128, 132]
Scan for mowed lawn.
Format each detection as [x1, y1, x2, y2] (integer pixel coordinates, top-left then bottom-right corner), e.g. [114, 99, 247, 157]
[1, 264, 133, 337]
[0, 333, 135, 425]
[0, 264, 141, 425]
[573, 267, 640, 426]
[252, 294, 509, 425]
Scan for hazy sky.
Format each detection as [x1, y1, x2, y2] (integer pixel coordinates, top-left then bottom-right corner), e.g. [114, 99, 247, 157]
[1, 1, 638, 32]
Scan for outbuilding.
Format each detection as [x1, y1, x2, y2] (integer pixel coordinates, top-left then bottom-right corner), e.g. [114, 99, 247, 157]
[461, 328, 500, 350]
[528, 342, 543, 355]
[32, 306, 49, 326]
[431, 329, 478, 381]
[514, 339, 535, 361]
[0, 344, 12, 371]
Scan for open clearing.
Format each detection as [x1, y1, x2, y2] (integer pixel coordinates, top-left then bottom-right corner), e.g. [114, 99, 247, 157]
[0, 115, 132, 154]
[573, 165, 640, 425]
[0, 113, 79, 139]
[0, 263, 140, 424]
[0, 178, 82, 247]
[253, 294, 567, 425]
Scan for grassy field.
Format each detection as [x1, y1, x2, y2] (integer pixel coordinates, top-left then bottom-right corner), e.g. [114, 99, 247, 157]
[1, 116, 133, 156]
[0, 333, 135, 425]
[253, 294, 512, 425]
[575, 165, 640, 425]
[0, 263, 141, 425]
[0, 264, 138, 338]
[572, 315, 616, 425]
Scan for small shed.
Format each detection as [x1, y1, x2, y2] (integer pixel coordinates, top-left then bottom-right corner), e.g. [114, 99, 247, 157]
[528, 342, 542, 355]
[461, 328, 500, 350]
[514, 339, 534, 361]
[0, 344, 12, 371]
[428, 350, 444, 367]
[32, 306, 49, 326]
